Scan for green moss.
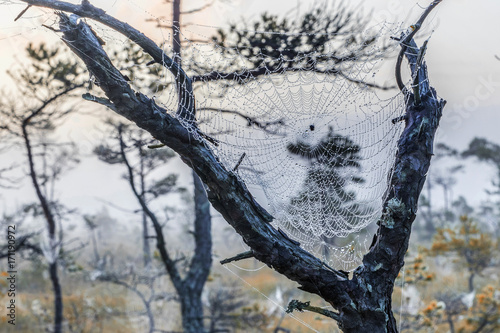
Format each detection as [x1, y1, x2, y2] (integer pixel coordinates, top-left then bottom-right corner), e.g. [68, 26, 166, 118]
[382, 198, 406, 228]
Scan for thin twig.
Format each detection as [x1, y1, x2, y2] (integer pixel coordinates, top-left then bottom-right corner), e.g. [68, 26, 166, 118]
[197, 107, 286, 134]
[395, 0, 442, 92]
[148, 143, 166, 149]
[391, 115, 407, 124]
[14, 4, 31, 21]
[220, 250, 254, 265]
[82, 93, 117, 111]
[42, 24, 60, 32]
[180, 0, 214, 15]
[232, 153, 246, 172]
[286, 300, 341, 322]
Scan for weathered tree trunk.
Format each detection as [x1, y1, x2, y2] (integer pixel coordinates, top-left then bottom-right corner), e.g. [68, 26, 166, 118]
[176, 171, 213, 332]
[23, 119, 64, 333]
[49, 262, 63, 333]
[340, 89, 445, 332]
[172, 3, 213, 330]
[179, 289, 205, 332]
[162, 172, 211, 332]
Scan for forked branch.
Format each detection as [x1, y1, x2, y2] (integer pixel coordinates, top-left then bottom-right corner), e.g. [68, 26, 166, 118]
[48, 8, 352, 307]
[13, 1, 447, 332]
[395, 0, 442, 95]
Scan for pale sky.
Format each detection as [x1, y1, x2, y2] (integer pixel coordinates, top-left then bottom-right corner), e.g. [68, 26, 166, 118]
[1, 0, 499, 220]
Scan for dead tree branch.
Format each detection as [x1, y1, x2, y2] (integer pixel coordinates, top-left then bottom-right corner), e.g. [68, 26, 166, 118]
[17, 1, 446, 331]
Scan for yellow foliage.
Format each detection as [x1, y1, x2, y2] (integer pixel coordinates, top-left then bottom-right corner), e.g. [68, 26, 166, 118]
[456, 285, 500, 333]
[426, 215, 495, 275]
[397, 251, 434, 285]
[0, 290, 133, 333]
[423, 300, 438, 314]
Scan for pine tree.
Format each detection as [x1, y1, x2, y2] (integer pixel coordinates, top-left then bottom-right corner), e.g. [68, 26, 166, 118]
[287, 126, 366, 254]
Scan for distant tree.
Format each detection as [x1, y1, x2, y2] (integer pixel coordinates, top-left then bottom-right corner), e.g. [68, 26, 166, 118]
[425, 215, 495, 292]
[396, 247, 498, 333]
[94, 122, 213, 332]
[462, 138, 500, 197]
[165, 3, 216, 331]
[0, 207, 43, 260]
[456, 285, 500, 333]
[462, 138, 500, 226]
[95, 123, 179, 268]
[287, 126, 367, 256]
[205, 283, 270, 332]
[0, 42, 84, 333]
[417, 143, 463, 237]
[88, 250, 173, 333]
[404, 285, 500, 333]
[192, 1, 392, 90]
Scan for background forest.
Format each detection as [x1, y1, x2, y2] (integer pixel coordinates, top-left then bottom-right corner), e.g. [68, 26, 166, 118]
[0, 0, 499, 332]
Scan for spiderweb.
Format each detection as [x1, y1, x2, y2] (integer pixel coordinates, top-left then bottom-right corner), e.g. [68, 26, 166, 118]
[169, 18, 405, 271]
[0, 0, 409, 271]
[193, 63, 405, 271]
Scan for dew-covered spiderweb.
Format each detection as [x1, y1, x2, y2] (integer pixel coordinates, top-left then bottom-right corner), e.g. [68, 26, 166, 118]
[191, 56, 406, 271]
[173, 21, 405, 270]
[165, 11, 406, 271]
[0, 0, 411, 271]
